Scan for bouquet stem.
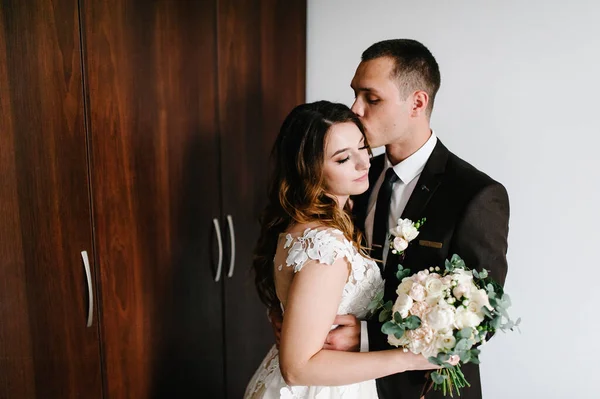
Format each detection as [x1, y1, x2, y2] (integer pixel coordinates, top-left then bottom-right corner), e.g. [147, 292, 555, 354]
[434, 365, 470, 397]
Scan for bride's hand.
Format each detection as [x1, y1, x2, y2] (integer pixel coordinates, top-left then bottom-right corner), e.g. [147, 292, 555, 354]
[402, 352, 460, 371]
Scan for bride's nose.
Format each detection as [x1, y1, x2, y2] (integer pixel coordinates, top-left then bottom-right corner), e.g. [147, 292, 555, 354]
[356, 156, 369, 171]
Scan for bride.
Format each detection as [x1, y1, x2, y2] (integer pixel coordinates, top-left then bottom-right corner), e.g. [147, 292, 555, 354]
[244, 101, 455, 399]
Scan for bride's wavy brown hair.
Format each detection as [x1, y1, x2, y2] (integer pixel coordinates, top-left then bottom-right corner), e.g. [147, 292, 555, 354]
[253, 100, 371, 310]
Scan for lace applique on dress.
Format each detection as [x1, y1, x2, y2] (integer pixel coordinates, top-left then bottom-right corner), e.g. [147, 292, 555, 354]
[284, 228, 351, 272]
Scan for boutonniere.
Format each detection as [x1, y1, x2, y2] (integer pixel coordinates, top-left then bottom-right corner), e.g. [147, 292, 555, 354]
[389, 218, 426, 255]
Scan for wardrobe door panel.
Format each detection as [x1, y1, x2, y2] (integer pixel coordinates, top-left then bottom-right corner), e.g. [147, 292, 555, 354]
[218, 0, 306, 396]
[0, 1, 102, 398]
[82, 0, 223, 397]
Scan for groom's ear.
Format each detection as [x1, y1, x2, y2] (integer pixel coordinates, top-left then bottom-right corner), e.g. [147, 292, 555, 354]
[410, 90, 429, 117]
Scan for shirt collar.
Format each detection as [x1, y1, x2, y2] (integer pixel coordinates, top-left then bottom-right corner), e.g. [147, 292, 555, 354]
[385, 130, 438, 184]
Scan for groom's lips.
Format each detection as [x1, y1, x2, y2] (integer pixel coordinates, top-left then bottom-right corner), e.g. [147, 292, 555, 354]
[354, 173, 368, 182]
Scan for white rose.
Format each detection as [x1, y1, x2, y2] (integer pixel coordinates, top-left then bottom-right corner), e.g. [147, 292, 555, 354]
[435, 330, 457, 352]
[392, 293, 414, 319]
[470, 288, 492, 312]
[466, 301, 483, 318]
[409, 284, 426, 302]
[392, 236, 409, 253]
[426, 305, 456, 331]
[452, 284, 471, 300]
[396, 278, 415, 296]
[453, 269, 474, 286]
[390, 218, 419, 240]
[388, 333, 409, 348]
[398, 218, 420, 241]
[454, 306, 484, 329]
[425, 278, 444, 299]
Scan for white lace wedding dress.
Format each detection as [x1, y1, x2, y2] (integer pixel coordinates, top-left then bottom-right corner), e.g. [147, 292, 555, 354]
[244, 227, 384, 399]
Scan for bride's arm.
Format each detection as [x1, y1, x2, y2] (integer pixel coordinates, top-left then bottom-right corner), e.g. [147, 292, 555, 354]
[279, 256, 434, 387]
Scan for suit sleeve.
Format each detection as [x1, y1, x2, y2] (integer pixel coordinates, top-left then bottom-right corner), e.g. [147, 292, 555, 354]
[451, 182, 510, 288]
[366, 317, 387, 351]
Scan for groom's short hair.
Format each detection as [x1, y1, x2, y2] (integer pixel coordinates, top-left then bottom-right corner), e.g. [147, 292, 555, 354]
[362, 39, 441, 115]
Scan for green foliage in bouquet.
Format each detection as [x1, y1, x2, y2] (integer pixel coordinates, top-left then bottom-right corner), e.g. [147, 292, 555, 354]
[368, 254, 521, 397]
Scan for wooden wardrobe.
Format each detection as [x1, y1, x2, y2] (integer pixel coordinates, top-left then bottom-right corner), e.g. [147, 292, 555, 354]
[0, 0, 305, 398]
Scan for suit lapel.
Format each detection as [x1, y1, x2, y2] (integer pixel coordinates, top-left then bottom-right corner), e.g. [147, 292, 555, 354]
[400, 140, 448, 221]
[384, 140, 449, 275]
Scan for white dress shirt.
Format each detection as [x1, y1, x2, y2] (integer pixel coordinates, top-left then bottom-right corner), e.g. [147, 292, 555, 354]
[359, 131, 438, 352]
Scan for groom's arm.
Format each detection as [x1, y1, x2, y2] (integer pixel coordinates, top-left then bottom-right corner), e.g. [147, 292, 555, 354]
[451, 182, 510, 289]
[366, 318, 388, 352]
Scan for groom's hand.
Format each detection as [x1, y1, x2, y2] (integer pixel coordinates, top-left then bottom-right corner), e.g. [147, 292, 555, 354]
[268, 307, 284, 348]
[323, 314, 360, 352]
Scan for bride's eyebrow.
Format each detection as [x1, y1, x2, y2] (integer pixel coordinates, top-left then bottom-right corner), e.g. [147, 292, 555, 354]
[330, 138, 364, 158]
[331, 147, 349, 157]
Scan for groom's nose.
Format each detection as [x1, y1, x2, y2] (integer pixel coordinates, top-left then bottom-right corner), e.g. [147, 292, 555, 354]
[351, 98, 363, 117]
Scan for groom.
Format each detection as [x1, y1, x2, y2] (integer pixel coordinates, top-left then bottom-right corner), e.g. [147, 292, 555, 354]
[334, 39, 509, 398]
[269, 39, 509, 398]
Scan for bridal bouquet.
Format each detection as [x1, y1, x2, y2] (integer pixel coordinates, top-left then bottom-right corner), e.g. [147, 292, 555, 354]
[369, 254, 520, 397]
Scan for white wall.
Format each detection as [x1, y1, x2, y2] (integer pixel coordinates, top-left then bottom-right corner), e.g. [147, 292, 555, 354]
[307, 1, 600, 398]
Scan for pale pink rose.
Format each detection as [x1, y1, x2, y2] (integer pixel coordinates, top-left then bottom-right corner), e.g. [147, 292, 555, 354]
[421, 339, 442, 359]
[415, 270, 430, 283]
[407, 325, 434, 354]
[441, 275, 454, 287]
[410, 301, 431, 320]
[409, 283, 426, 302]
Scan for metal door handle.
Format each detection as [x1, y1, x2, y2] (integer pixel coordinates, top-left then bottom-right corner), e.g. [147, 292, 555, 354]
[213, 218, 223, 282]
[81, 251, 94, 327]
[226, 215, 235, 278]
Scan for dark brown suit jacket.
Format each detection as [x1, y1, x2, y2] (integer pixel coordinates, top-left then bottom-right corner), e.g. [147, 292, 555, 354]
[352, 140, 510, 399]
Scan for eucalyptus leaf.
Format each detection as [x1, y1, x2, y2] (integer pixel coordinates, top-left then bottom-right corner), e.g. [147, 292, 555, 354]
[367, 300, 379, 312]
[431, 371, 447, 384]
[381, 321, 398, 335]
[393, 329, 406, 339]
[428, 356, 444, 366]
[455, 338, 470, 352]
[469, 356, 481, 365]
[481, 306, 494, 318]
[393, 311, 402, 324]
[457, 328, 473, 339]
[403, 315, 422, 330]
[379, 308, 391, 322]
[445, 259, 453, 271]
[490, 316, 502, 329]
[479, 269, 489, 279]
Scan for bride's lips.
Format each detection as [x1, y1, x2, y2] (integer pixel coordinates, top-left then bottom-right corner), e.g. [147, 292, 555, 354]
[354, 173, 369, 182]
